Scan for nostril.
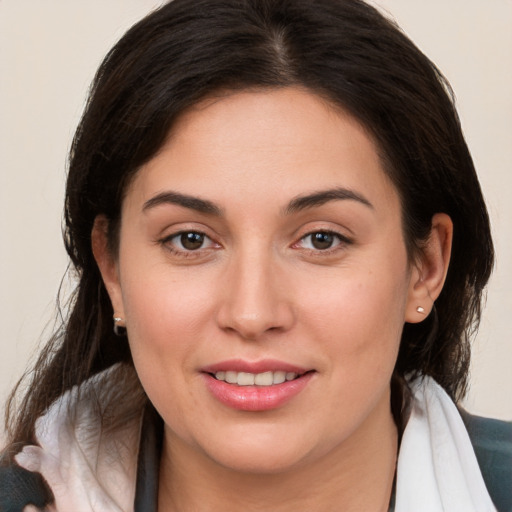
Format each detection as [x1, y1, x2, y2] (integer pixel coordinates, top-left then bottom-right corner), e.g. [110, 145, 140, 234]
[215, 277, 295, 338]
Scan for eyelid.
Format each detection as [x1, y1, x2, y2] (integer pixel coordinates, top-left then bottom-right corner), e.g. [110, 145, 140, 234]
[292, 222, 353, 243]
[158, 228, 221, 258]
[291, 228, 353, 255]
[156, 220, 219, 245]
[167, 231, 216, 249]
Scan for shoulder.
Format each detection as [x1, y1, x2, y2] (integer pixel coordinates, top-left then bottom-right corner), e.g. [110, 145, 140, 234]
[459, 409, 512, 512]
[1, 363, 146, 511]
[0, 463, 52, 511]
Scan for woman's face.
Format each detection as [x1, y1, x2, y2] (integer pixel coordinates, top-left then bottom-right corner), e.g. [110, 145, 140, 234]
[99, 88, 429, 473]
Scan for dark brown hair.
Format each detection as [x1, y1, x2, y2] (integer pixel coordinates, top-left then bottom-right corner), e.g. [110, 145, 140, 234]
[4, 0, 493, 450]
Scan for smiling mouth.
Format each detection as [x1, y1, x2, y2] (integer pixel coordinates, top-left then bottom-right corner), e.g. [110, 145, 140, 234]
[210, 370, 309, 387]
[203, 366, 315, 410]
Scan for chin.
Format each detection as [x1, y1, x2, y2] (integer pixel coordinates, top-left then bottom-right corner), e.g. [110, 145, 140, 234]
[208, 444, 310, 475]
[194, 423, 329, 476]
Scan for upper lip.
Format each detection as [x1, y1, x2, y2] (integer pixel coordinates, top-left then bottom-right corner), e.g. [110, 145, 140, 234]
[201, 359, 310, 375]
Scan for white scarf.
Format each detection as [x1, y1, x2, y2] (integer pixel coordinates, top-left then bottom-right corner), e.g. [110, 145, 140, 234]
[15, 365, 145, 512]
[15, 366, 496, 511]
[395, 377, 497, 512]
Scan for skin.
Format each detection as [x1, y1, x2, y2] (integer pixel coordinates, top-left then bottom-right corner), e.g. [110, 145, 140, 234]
[93, 87, 452, 511]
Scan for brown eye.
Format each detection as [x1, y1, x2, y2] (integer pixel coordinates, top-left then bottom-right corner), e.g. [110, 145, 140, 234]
[180, 232, 205, 250]
[297, 230, 350, 252]
[162, 230, 218, 256]
[310, 232, 335, 250]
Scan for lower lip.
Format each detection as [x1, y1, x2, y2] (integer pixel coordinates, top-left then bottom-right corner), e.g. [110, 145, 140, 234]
[203, 372, 314, 411]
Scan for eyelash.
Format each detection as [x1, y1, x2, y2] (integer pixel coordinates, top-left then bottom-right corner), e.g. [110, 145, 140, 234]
[294, 230, 352, 256]
[160, 229, 352, 259]
[160, 231, 219, 258]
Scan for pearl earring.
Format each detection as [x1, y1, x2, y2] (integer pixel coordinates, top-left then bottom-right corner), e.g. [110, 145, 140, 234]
[113, 316, 126, 336]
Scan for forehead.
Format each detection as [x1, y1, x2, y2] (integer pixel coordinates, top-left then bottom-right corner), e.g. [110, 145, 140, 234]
[126, 87, 399, 216]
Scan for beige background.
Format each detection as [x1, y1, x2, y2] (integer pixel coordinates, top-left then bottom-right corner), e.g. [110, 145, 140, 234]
[1, 1, 511, 422]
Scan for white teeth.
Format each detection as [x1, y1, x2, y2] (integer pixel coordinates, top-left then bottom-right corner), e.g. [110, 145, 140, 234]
[225, 371, 237, 384]
[237, 372, 255, 386]
[254, 371, 273, 386]
[273, 370, 286, 384]
[214, 370, 300, 386]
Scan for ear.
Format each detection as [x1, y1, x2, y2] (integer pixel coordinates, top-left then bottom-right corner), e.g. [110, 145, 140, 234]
[91, 215, 125, 322]
[405, 213, 453, 323]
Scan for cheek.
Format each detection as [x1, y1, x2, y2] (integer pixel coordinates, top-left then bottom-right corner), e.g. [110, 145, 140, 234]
[117, 256, 219, 373]
[301, 264, 409, 338]
[297, 255, 410, 383]
[118, 268, 215, 431]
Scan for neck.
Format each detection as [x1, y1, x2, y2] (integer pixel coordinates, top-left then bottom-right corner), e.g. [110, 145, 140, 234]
[158, 395, 398, 512]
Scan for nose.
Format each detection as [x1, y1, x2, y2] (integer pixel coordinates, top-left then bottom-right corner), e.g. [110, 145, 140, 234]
[216, 250, 295, 340]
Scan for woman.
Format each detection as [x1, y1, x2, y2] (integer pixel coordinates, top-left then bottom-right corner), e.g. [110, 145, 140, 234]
[1, 0, 510, 511]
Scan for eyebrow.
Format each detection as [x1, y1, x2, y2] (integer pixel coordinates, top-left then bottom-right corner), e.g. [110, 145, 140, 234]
[284, 187, 373, 214]
[142, 191, 223, 216]
[142, 187, 372, 216]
